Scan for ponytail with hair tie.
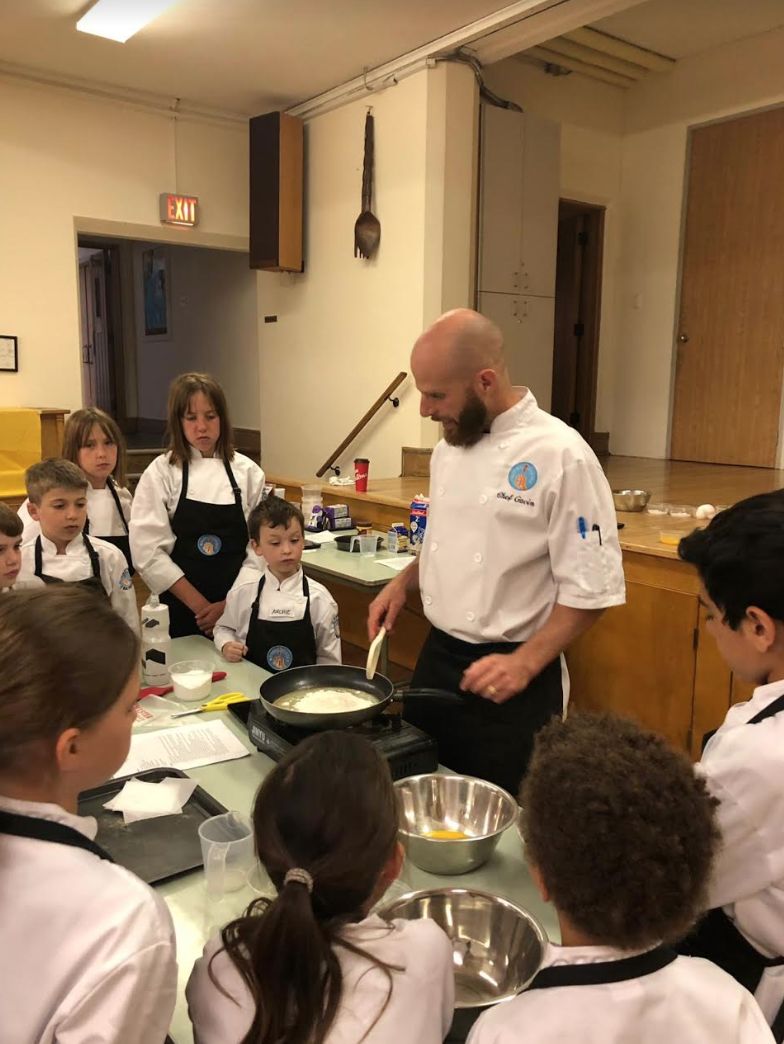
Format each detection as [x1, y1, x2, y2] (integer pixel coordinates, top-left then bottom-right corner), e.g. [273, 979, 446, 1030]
[284, 867, 314, 893]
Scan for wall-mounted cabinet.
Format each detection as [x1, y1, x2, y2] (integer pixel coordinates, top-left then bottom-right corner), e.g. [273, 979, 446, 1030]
[478, 291, 555, 408]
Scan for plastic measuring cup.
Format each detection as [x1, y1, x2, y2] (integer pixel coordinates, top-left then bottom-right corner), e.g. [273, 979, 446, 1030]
[198, 811, 255, 896]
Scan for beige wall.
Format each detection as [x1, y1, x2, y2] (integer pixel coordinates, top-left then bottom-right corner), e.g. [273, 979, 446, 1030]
[0, 76, 248, 414]
[133, 244, 259, 427]
[483, 59, 624, 436]
[257, 63, 477, 478]
[614, 26, 784, 460]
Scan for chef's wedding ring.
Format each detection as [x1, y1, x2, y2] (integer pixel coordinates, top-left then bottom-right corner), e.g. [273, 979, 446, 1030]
[487, 685, 497, 697]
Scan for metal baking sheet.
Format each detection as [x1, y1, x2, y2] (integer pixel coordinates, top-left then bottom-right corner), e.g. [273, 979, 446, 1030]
[77, 767, 227, 885]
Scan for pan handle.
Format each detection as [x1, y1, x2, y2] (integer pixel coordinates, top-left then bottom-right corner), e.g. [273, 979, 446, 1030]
[392, 683, 463, 706]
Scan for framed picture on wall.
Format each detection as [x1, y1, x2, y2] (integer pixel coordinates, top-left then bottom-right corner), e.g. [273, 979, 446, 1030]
[0, 335, 18, 372]
[141, 246, 171, 340]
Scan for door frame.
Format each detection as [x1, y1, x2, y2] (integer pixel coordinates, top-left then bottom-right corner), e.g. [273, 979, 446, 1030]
[552, 198, 605, 445]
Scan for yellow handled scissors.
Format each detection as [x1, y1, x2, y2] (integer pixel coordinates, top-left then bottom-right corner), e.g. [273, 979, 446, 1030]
[170, 692, 251, 719]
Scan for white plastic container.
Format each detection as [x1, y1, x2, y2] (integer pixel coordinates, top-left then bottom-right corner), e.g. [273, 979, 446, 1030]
[169, 660, 213, 703]
[140, 594, 171, 685]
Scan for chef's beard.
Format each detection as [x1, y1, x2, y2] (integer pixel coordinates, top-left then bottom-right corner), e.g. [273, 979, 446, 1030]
[442, 388, 490, 447]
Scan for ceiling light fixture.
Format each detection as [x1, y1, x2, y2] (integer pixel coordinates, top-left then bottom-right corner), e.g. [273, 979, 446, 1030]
[76, 0, 180, 44]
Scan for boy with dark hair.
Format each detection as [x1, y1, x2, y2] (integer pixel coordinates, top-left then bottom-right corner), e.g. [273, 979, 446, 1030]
[214, 496, 340, 671]
[17, 460, 138, 633]
[0, 504, 37, 592]
[468, 714, 773, 1043]
[677, 491, 784, 1035]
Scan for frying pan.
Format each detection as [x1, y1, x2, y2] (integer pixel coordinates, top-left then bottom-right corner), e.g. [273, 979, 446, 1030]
[259, 664, 460, 731]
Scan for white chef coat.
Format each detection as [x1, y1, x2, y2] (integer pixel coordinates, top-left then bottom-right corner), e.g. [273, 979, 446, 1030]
[697, 677, 784, 1022]
[214, 564, 341, 665]
[0, 795, 177, 1044]
[18, 484, 133, 543]
[420, 390, 625, 644]
[129, 449, 265, 595]
[466, 943, 774, 1043]
[17, 533, 139, 634]
[187, 913, 454, 1044]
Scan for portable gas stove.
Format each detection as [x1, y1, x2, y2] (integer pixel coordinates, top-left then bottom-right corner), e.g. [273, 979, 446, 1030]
[231, 701, 439, 781]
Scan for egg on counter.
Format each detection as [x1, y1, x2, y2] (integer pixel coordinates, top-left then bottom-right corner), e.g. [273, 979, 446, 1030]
[695, 504, 716, 520]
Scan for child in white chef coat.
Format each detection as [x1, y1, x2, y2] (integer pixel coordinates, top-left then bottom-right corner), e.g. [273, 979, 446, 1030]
[17, 459, 139, 633]
[130, 371, 265, 639]
[0, 585, 177, 1043]
[467, 713, 774, 1044]
[678, 491, 784, 1035]
[0, 504, 38, 592]
[214, 496, 341, 671]
[187, 730, 455, 1043]
[18, 407, 134, 570]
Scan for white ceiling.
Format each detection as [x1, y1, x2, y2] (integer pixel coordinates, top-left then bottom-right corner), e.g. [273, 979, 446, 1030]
[593, 0, 784, 60]
[0, 0, 509, 115]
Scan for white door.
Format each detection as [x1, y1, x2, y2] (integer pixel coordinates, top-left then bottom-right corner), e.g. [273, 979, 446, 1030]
[521, 114, 560, 298]
[480, 291, 555, 410]
[478, 106, 524, 295]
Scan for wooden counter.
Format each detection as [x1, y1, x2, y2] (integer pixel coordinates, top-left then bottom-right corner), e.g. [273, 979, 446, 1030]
[269, 457, 781, 756]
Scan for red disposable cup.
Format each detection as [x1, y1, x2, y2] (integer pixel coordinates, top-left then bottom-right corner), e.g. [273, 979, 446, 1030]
[354, 458, 369, 493]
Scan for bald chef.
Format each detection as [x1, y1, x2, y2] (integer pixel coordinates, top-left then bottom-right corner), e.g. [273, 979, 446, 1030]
[368, 309, 625, 794]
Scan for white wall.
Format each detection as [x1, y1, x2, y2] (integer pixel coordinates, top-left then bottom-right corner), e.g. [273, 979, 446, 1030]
[133, 244, 259, 428]
[613, 26, 784, 460]
[257, 63, 477, 478]
[0, 76, 248, 414]
[483, 59, 624, 436]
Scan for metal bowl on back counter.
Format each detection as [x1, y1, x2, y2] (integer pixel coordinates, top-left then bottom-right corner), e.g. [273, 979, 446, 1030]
[379, 887, 547, 1039]
[395, 774, 518, 875]
[611, 488, 651, 512]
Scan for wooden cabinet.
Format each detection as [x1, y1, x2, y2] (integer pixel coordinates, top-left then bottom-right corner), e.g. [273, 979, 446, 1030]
[479, 291, 555, 409]
[478, 106, 560, 299]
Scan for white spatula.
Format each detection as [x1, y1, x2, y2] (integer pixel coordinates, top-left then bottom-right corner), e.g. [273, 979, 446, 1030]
[366, 626, 386, 680]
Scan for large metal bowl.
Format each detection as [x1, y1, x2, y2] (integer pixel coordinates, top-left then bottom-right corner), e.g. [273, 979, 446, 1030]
[611, 488, 651, 512]
[379, 887, 546, 1028]
[395, 774, 518, 875]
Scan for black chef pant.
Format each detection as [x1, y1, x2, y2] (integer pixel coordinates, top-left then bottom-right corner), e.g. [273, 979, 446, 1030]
[406, 626, 563, 798]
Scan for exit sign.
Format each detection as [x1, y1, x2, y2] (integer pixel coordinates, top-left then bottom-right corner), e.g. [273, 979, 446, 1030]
[159, 193, 199, 227]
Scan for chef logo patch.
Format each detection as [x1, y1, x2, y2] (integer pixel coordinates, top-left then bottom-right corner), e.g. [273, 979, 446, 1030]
[118, 568, 133, 591]
[267, 645, 293, 671]
[197, 534, 222, 556]
[508, 462, 538, 492]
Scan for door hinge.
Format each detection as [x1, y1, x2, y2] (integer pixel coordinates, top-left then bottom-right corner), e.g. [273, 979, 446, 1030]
[573, 321, 585, 338]
[577, 230, 588, 246]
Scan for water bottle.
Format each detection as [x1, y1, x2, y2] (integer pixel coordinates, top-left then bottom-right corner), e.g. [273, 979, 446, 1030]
[141, 593, 171, 685]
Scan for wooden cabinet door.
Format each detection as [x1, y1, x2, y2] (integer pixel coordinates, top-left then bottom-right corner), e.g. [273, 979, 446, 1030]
[521, 113, 560, 298]
[566, 581, 698, 751]
[478, 105, 524, 295]
[479, 291, 555, 409]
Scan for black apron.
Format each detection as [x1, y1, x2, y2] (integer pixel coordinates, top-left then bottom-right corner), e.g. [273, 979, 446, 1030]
[526, 944, 677, 991]
[0, 808, 113, 862]
[681, 689, 784, 1041]
[407, 626, 562, 796]
[34, 534, 108, 600]
[84, 478, 134, 575]
[245, 572, 318, 672]
[161, 458, 248, 639]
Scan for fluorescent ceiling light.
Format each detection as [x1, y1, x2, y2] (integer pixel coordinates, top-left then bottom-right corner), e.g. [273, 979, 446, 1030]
[77, 0, 180, 44]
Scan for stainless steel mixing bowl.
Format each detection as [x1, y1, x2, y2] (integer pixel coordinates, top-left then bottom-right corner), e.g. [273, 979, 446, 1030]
[611, 488, 651, 512]
[379, 886, 547, 1011]
[395, 774, 519, 875]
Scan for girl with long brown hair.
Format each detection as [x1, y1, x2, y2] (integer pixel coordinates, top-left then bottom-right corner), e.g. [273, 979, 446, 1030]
[187, 731, 454, 1044]
[130, 372, 265, 637]
[18, 407, 135, 569]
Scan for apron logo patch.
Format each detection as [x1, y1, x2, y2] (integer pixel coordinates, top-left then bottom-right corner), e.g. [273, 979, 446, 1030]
[118, 568, 133, 591]
[508, 461, 538, 491]
[267, 645, 293, 671]
[197, 534, 222, 556]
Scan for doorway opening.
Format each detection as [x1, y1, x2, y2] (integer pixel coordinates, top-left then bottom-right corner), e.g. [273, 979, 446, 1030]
[551, 199, 605, 450]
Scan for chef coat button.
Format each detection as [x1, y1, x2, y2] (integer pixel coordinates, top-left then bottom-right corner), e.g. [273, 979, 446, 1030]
[431, 542, 438, 552]
[479, 494, 488, 504]
[437, 486, 445, 496]
[466, 611, 475, 622]
[499, 442, 508, 450]
[473, 553, 482, 564]
[425, 595, 433, 606]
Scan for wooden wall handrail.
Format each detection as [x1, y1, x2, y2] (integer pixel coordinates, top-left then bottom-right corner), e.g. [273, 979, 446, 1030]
[315, 372, 407, 478]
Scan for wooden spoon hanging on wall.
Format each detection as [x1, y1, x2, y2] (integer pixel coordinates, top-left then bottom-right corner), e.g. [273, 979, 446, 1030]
[354, 111, 380, 260]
